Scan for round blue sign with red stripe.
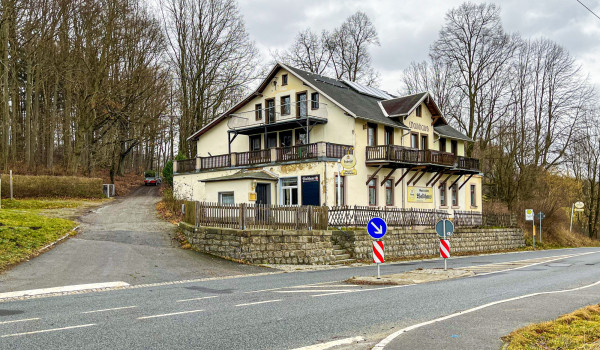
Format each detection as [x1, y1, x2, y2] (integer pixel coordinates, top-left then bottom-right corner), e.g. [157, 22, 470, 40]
[367, 217, 387, 239]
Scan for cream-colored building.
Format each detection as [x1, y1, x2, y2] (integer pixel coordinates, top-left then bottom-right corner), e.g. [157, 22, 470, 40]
[174, 63, 482, 215]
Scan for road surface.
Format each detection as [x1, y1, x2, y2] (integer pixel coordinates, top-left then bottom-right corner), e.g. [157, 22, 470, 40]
[0, 186, 265, 292]
[0, 247, 599, 349]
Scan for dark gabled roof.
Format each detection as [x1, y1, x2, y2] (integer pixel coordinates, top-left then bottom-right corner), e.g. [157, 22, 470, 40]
[434, 125, 473, 142]
[380, 92, 428, 117]
[283, 65, 409, 130]
[201, 170, 278, 183]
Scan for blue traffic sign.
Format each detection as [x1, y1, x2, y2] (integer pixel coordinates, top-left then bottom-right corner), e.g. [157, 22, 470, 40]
[435, 219, 454, 239]
[368, 217, 388, 239]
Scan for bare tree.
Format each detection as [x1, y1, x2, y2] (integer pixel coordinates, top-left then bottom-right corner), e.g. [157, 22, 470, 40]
[275, 29, 332, 75]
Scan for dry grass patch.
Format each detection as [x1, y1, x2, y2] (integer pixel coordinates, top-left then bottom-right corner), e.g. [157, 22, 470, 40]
[503, 304, 600, 349]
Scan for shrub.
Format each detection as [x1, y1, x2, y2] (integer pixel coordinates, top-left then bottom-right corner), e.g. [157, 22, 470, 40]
[0, 174, 104, 199]
[163, 153, 187, 187]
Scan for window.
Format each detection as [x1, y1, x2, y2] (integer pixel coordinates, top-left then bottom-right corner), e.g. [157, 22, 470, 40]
[416, 105, 422, 117]
[282, 74, 288, 86]
[440, 185, 447, 207]
[451, 140, 458, 156]
[420, 134, 428, 150]
[266, 99, 276, 123]
[255, 103, 262, 120]
[385, 179, 394, 206]
[384, 126, 394, 145]
[249, 135, 261, 151]
[280, 177, 298, 205]
[295, 129, 307, 145]
[297, 92, 307, 117]
[368, 178, 377, 206]
[280, 130, 293, 147]
[335, 175, 345, 206]
[451, 184, 458, 207]
[266, 133, 278, 149]
[367, 123, 377, 146]
[218, 192, 234, 205]
[439, 137, 447, 152]
[311, 92, 319, 109]
[471, 184, 477, 207]
[281, 96, 291, 116]
[410, 133, 419, 149]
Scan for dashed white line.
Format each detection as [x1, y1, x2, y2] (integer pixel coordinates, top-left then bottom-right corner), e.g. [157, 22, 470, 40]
[176, 296, 219, 303]
[0, 318, 40, 325]
[82, 306, 137, 314]
[235, 299, 282, 307]
[137, 309, 205, 320]
[291, 336, 366, 350]
[274, 290, 352, 293]
[1, 324, 96, 338]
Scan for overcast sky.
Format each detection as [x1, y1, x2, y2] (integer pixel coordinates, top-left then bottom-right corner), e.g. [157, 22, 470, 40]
[236, 0, 600, 93]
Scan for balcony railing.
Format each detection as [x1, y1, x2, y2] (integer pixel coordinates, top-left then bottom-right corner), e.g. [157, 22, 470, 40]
[227, 100, 328, 131]
[200, 154, 231, 170]
[326, 143, 354, 158]
[366, 145, 479, 171]
[236, 150, 272, 166]
[177, 159, 197, 173]
[276, 143, 319, 162]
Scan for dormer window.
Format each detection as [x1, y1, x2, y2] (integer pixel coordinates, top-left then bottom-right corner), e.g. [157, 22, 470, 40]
[282, 74, 288, 86]
[416, 105, 422, 117]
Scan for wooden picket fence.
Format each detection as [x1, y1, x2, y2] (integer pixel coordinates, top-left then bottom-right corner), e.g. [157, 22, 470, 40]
[328, 206, 449, 229]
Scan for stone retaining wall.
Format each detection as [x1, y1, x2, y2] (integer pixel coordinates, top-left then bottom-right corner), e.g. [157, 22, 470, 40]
[179, 223, 525, 265]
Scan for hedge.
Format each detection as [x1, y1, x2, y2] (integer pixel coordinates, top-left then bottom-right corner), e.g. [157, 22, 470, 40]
[0, 174, 105, 199]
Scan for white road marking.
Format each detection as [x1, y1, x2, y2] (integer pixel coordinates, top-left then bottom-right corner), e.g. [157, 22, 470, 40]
[274, 290, 351, 293]
[176, 296, 219, 302]
[1, 324, 96, 338]
[471, 252, 597, 276]
[137, 309, 204, 320]
[82, 306, 137, 314]
[0, 282, 130, 299]
[235, 299, 282, 307]
[0, 318, 40, 325]
[289, 284, 360, 288]
[243, 287, 285, 294]
[312, 284, 416, 297]
[291, 336, 366, 350]
[372, 278, 600, 349]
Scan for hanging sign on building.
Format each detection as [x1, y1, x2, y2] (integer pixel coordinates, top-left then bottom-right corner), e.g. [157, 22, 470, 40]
[407, 187, 433, 203]
[340, 154, 357, 176]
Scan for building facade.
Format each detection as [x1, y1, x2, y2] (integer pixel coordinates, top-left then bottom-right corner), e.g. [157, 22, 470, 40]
[174, 63, 482, 214]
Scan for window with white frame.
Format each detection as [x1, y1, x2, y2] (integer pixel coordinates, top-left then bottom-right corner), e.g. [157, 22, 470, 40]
[219, 192, 234, 205]
[280, 177, 299, 205]
[440, 185, 447, 207]
[451, 184, 458, 207]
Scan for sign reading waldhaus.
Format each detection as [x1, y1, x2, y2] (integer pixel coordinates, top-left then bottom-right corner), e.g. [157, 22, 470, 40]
[173, 63, 482, 216]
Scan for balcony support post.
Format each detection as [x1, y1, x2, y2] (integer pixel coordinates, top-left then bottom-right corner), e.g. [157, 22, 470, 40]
[459, 174, 475, 190]
[395, 167, 415, 187]
[380, 168, 397, 186]
[427, 171, 445, 187]
[412, 168, 428, 186]
[438, 173, 453, 188]
[448, 174, 464, 190]
[365, 165, 383, 186]
[406, 168, 423, 185]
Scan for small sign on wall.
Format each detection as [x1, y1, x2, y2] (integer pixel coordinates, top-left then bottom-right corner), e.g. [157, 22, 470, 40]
[407, 187, 433, 203]
[248, 192, 257, 201]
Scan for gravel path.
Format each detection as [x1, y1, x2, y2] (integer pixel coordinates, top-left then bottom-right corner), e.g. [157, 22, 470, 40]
[0, 186, 266, 292]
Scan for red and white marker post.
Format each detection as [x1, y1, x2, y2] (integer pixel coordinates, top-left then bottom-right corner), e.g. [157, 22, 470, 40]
[440, 239, 450, 270]
[373, 241, 384, 279]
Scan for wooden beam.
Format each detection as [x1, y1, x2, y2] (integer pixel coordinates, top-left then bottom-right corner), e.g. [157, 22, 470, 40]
[412, 169, 428, 186]
[365, 165, 383, 185]
[459, 174, 475, 190]
[448, 174, 464, 189]
[426, 170, 444, 187]
[380, 168, 396, 186]
[438, 173, 453, 188]
[429, 171, 446, 187]
[394, 167, 414, 187]
[406, 169, 422, 186]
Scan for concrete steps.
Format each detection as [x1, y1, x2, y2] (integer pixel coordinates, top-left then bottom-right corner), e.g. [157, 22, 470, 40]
[331, 244, 355, 264]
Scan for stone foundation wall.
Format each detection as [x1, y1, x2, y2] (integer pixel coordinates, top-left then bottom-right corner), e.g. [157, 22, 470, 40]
[180, 223, 525, 265]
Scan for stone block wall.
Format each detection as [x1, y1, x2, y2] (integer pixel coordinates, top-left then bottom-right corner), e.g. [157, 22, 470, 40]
[180, 223, 525, 265]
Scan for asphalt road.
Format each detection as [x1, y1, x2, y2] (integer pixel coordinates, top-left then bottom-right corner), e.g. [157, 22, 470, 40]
[0, 247, 599, 349]
[0, 186, 265, 292]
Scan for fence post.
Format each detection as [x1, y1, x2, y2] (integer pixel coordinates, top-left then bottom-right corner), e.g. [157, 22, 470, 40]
[239, 203, 246, 230]
[9, 170, 13, 200]
[308, 206, 313, 230]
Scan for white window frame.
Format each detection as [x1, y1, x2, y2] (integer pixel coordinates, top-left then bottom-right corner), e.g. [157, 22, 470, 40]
[218, 192, 235, 205]
[279, 177, 299, 206]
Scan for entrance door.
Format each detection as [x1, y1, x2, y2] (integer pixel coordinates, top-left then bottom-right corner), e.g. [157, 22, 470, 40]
[301, 175, 320, 206]
[255, 183, 271, 223]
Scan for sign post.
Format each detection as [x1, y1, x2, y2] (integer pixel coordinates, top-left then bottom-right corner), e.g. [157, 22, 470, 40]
[368, 217, 387, 279]
[435, 219, 454, 271]
[525, 209, 535, 249]
[537, 212, 546, 243]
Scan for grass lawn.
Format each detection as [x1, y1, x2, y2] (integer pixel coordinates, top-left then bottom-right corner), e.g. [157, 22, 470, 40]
[503, 304, 600, 349]
[0, 199, 100, 271]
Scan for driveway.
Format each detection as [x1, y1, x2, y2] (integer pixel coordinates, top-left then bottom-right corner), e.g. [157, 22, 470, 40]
[0, 186, 266, 292]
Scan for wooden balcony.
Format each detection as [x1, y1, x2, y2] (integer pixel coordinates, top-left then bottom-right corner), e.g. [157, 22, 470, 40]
[236, 150, 272, 166]
[456, 156, 480, 172]
[276, 143, 319, 162]
[366, 145, 479, 173]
